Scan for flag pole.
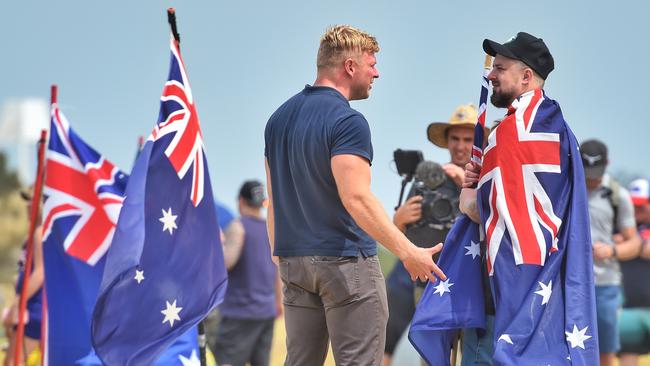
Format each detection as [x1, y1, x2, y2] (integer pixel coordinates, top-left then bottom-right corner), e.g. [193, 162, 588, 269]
[166, 9, 208, 365]
[449, 55, 492, 366]
[167, 8, 181, 47]
[13, 96, 49, 366]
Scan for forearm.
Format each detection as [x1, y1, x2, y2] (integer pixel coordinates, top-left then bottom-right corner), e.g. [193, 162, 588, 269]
[460, 188, 481, 223]
[344, 192, 412, 261]
[223, 221, 245, 270]
[267, 201, 275, 256]
[615, 235, 641, 260]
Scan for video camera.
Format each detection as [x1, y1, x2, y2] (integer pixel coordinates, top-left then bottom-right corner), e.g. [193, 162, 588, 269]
[393, 149, 460, 249]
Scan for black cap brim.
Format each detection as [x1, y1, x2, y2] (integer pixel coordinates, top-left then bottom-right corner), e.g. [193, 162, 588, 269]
[583, 165, 606, 179]
[482, 39, 518, 60]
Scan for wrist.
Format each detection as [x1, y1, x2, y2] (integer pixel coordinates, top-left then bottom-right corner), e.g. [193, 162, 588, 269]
[611, 245, 618, 259]
[397, 242, 415, 262]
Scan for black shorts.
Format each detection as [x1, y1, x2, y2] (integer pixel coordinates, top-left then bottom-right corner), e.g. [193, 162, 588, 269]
[213, 316, 275, 366]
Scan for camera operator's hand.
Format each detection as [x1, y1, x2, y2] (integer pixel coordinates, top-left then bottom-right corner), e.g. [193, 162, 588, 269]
[462, 161, 481, 188]
[401, 243, 446, 282]
[393, 195, 423, 232]
[443, 163, 465, 188]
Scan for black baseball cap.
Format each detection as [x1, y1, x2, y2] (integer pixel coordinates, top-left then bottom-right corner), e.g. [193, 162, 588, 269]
[580, 139, 608, 179]
[239, 180, 266, 207]
[483, 32, 555, 80]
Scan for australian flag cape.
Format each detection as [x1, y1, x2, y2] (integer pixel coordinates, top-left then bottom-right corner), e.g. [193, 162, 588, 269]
[409, 89, 599, 365]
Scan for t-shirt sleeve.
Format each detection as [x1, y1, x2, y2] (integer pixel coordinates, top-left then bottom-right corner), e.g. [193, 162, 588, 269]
[264, 121, 270, 157]
[330, 114, 373, 164]
[617, 187, 637, 230]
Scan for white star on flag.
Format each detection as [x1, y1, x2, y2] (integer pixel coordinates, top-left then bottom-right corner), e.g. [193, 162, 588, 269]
[498, 334, 513, 344]
[134, 269, 145, 284]
[565, 324, 592, 349]
[464, 240, 481, 260]
[534, 280, 552, 305]
[159, 207, 178, 235]
[161, 300, 182, 327]
[179, 350, 200, 366]
[433, 278, 454, 296]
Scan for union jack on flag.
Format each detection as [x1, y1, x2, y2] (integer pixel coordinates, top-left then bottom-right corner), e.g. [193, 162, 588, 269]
[150, 38, 206, 206]
[43, 104, 128, 265]
[478, 89, 562, 272]
[41, 99, 128, 365]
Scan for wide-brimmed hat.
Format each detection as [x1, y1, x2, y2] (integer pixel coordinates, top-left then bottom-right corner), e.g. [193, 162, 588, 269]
[427, 104, 482, 148]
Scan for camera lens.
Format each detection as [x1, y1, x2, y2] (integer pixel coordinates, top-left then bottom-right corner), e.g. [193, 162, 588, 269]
[432, 199, 452, 220]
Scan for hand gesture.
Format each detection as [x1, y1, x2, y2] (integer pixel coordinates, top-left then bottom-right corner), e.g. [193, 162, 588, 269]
[401, 243, 446, 282]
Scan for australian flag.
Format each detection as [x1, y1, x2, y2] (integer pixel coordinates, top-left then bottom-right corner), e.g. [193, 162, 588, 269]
[410, 89, 598, 365]
[91, 37, 228, 365]
[42, 101, 128, 365]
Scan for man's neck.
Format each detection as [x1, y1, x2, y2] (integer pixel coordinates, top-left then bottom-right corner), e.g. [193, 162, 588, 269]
[314, 74, 351, 100]
[240, 206, 262, 219]
[513, 86, 542, 104]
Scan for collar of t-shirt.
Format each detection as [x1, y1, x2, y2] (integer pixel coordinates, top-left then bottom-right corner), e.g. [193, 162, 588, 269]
[304, 84, 349, 104]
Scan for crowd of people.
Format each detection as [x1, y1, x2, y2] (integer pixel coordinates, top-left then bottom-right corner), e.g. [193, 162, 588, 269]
[3, 24, 650, 366]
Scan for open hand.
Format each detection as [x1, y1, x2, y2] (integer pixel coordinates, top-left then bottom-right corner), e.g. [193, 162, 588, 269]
[401, 243, 446, 282]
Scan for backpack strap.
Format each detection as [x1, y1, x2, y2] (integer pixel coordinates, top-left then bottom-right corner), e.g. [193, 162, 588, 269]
[605, 178, 621, 234]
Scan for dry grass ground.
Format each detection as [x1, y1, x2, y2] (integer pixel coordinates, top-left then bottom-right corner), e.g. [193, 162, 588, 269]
[270, 315, 650, 366]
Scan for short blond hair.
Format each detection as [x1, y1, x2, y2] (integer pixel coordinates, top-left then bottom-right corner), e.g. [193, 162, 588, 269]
[317, 25, 380, 70]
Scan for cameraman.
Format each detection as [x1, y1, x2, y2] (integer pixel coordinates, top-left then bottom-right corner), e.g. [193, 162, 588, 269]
[384, 104, 485, 365]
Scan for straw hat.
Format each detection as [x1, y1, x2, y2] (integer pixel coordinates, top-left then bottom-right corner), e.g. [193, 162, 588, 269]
[427, 104, 481, 148]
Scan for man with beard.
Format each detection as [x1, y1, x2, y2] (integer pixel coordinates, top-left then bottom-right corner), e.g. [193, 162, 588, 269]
[459, 32, 598, 364]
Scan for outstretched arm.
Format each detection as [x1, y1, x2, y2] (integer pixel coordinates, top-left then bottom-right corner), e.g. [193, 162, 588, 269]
[331, 154, 446, 282]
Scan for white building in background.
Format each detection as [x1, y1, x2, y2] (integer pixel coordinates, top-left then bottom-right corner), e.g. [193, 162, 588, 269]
[0, 98, 49, 185]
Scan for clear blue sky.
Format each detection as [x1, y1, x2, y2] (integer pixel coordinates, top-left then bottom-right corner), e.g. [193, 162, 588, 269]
[3, 0, 649, 213]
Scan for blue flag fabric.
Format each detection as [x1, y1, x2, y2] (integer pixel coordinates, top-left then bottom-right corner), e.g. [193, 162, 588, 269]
[42, 103, 129, 365]
[409, 90, 599, 365]
[77, 328, 200, 365]
[408, 215, 485, 366]
[91, 38, 228, 365]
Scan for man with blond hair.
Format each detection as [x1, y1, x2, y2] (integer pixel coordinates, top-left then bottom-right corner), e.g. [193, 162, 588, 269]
[264, 25, 445, 365]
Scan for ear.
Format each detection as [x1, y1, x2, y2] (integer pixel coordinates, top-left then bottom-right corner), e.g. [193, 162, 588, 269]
[522, 67, 534, 85]
[344, 58, 355, 78]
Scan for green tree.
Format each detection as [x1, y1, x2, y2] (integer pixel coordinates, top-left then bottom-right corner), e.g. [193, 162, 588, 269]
[0, 151, 19, 196]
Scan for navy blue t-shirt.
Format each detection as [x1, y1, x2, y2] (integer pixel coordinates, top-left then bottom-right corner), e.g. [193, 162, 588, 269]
[264, 85, 376, 257]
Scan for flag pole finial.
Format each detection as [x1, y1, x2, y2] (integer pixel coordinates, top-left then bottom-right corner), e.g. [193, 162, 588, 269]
[167, 8, 180, 45]
[51, 84, 58, 104]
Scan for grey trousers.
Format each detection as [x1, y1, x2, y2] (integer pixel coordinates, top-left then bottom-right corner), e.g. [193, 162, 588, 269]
[279, 255, 389, 366]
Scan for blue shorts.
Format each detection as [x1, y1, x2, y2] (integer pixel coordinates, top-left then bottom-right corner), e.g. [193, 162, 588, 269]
[596, 285, 622, 353]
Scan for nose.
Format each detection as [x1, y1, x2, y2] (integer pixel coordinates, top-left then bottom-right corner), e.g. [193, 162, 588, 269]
[487, 68, 496, 81]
